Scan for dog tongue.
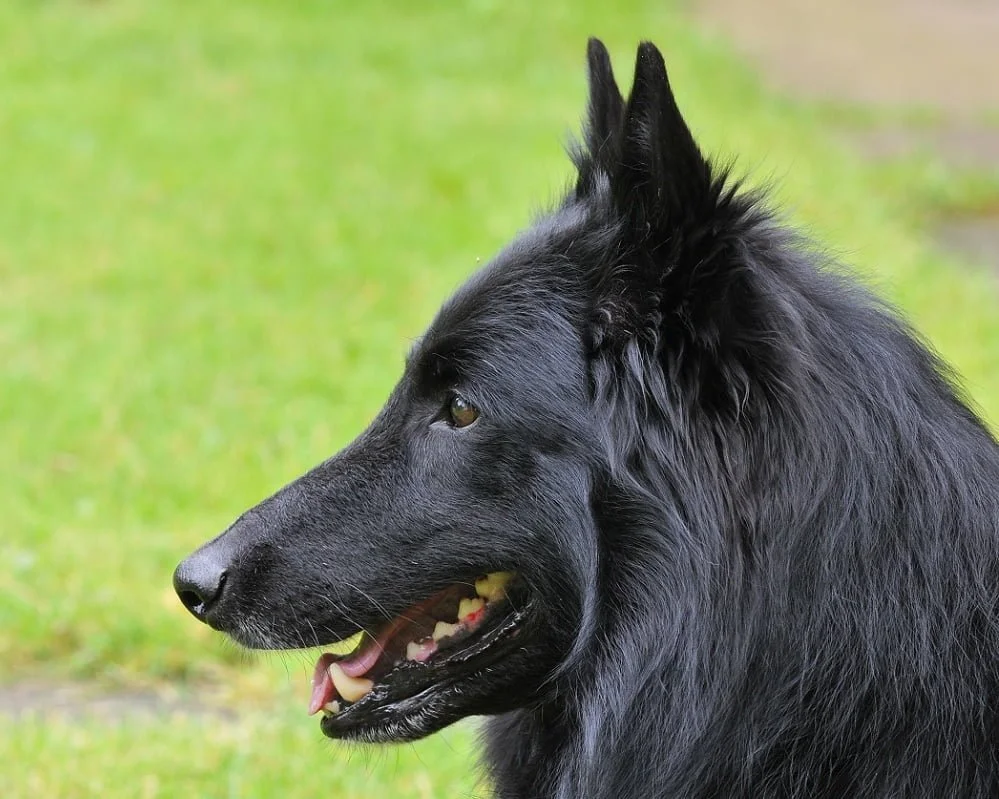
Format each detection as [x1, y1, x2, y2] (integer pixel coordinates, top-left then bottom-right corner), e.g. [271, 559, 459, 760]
[307, 630, 393, 715]
[339, 619, 411, 677]
[337, 634, 385, 677]
[307, 591, 457, 714]
[308, 652, 339, 715]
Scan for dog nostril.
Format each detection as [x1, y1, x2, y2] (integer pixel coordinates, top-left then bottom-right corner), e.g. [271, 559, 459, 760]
[173, 556, 228, 623]
[177, 589, 207, 615]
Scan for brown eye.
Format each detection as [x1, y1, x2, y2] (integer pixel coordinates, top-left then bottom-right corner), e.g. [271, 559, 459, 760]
[447, 394, 479, 428]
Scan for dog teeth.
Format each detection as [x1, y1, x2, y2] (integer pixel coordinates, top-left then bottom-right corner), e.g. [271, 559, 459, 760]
[406, 638, 437, 662]
[406, 640, 424, 660]
[458, 596, 486, 621]
[432, 620, 461, 641]
[321, 700, 340, 716]
[327, 662, 374, 703]
[475, 571, 513, 602]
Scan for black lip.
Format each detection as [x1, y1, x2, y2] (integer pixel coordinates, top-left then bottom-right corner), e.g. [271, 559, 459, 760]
[319, 602, 530, 739]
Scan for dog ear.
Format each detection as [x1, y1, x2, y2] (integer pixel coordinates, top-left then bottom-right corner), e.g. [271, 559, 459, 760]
[574, 38, 625, 197]
[582, 43, 755, 358]
[613, 42, 714, 241]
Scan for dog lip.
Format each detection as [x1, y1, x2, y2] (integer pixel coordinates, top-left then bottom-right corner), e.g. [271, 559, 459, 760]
[318, 599, 530, 738]
[307, 573, 519, 718]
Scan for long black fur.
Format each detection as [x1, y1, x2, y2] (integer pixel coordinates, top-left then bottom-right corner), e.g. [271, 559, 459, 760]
[175, 40, 999, 797]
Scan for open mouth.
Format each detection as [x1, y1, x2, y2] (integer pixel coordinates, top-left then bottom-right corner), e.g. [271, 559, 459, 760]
[308, 571, 523, 736]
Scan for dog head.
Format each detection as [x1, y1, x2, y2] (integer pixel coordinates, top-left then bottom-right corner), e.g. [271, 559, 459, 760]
[174, 39, 756, 743]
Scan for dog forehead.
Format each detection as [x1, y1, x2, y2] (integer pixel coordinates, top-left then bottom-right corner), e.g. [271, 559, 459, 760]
[440, 207, 592, 324]
[403, 260, 578, 395]
[400, 204, 600, 395]
[423, 228, 558, 330]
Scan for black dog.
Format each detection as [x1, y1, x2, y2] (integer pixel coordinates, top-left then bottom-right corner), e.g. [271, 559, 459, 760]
[174, 40, 999, 797]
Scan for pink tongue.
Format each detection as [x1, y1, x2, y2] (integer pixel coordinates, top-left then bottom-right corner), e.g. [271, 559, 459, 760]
[308, 653, 339, 715]
[306, 627, 398, 715]
[338, 618, 409, 678]
[308, 594, 445, 714]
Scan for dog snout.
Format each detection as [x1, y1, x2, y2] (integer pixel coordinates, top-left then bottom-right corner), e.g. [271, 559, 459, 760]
[173, 501, 283, 631]
[173, 545, 229, 624]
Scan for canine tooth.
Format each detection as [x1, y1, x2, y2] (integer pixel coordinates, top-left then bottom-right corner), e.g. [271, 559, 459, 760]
[328, 662, 374, 703]
[475, 572, 513, 602]
[458, 597, 486, 621]
[433, 621, 461, 641]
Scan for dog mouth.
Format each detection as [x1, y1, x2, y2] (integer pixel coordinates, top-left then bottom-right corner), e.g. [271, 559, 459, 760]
[308, 571, 524, 737]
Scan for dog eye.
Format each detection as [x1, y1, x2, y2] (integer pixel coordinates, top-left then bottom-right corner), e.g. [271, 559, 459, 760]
[447, 394, 479, 428]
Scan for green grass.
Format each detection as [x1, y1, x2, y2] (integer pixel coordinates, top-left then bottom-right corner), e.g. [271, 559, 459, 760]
[2, 0, 998, 796]
[5, 705, 482, 798]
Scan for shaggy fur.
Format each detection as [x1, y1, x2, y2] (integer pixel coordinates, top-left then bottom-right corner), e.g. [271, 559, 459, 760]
[175, 40, 999, 798]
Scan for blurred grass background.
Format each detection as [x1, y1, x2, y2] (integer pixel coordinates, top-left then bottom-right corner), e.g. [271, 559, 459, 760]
[1, 0, 997, 796]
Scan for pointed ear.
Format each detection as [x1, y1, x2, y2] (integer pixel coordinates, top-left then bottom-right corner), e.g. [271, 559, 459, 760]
[583, 44, 751, 357]
[613, 42, 714, 239]
[574, 38, 625, 197]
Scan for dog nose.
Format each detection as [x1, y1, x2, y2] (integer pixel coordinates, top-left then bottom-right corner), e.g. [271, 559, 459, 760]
[173, 550, 228, 623]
